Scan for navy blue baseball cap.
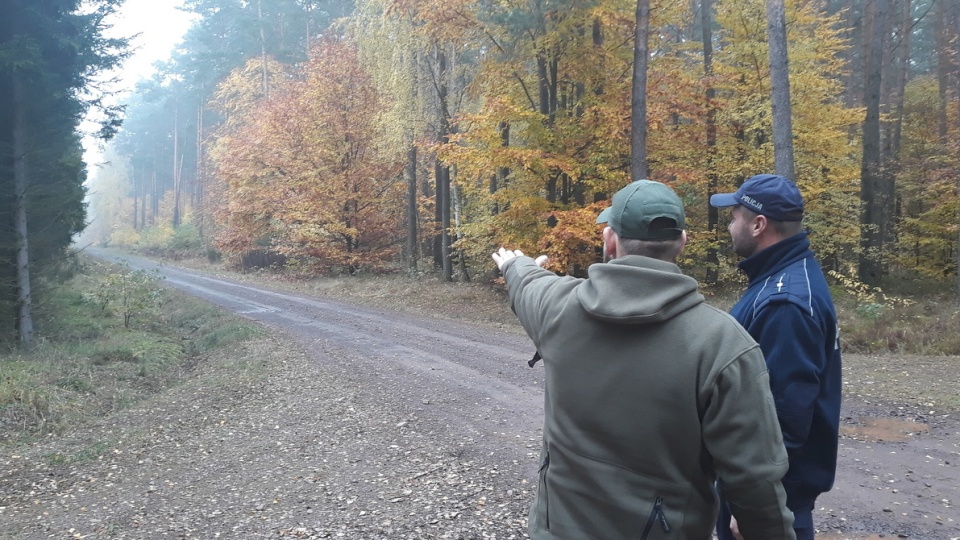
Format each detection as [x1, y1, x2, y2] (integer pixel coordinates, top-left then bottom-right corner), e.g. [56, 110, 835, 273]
[709, 174, 804, 221]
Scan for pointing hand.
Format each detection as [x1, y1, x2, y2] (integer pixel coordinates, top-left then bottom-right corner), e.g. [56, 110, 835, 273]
[492, 247, 524, 271]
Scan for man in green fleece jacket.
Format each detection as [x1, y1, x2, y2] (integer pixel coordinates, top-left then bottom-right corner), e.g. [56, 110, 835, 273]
[492, 180, 795, 540]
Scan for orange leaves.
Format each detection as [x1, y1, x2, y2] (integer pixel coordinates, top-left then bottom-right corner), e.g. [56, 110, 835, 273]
[210, 38, 405, 273]
[536, 205, 607, 275]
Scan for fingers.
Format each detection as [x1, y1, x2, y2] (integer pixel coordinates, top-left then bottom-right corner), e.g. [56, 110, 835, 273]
[492, 248, 547, 271]
[491, 247, 512, 271]
[492, 247, 525, 271]
[730, 516, 743, 540]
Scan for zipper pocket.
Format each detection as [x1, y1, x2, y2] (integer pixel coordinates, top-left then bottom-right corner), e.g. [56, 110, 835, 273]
[640, 496, 671, 539]
[537, 452, 550, 530]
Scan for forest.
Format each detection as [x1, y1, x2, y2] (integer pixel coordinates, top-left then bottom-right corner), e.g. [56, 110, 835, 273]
[5, 0, 960, 344]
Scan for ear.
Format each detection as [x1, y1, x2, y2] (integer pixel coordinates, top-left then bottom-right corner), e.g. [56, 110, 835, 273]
[752, 214, 768, 238]
[602, 226, 618, 257]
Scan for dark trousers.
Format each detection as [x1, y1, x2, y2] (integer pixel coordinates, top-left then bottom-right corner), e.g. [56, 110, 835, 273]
[716, 500, 814, 540]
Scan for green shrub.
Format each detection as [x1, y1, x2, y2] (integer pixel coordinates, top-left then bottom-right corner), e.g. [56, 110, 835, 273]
[137, 226, 173, 250]
[110, 224, 140, 247]
[170, 223, 203, 251]
[85, 264, 166, 328]
[0, 256, 260, 442]
[854, 303, 884, 321]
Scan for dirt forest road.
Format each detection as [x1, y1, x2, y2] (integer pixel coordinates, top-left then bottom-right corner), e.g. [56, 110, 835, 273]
[1, 251, 958, 539]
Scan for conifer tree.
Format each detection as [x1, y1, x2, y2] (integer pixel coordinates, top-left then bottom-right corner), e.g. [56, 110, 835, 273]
[0, 0, 126, 345]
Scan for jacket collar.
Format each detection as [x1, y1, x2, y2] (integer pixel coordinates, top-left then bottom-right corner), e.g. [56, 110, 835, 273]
[577, 255, 704, 325]
[737, 232, 812, 285]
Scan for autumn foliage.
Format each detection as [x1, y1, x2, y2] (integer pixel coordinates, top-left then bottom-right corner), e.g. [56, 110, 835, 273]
[210, 39, 405, 273]
[99, 0, 960, 288]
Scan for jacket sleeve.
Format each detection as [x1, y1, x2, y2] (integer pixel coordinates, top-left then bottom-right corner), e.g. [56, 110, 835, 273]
[749, 300, 826, 456]
[501, 257, 580, 347]
[702, 346, 795, 539]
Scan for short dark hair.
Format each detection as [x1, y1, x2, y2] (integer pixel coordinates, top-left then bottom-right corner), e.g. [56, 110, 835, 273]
[740, 207, 803, 237]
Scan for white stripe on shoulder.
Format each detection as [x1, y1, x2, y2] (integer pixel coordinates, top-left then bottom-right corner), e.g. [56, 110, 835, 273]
[802, 259, 813, 316]
[754, 276, 771, 311]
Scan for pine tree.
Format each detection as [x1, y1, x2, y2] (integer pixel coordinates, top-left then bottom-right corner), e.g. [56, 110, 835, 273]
[0, 0, 127, 345]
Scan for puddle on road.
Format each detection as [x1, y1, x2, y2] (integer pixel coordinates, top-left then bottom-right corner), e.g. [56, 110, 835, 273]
[841, 416, 929, 442]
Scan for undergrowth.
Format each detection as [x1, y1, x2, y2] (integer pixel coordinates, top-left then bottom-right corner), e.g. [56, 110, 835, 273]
[688, 274, 960, 356]
[0, 256, 262, 443]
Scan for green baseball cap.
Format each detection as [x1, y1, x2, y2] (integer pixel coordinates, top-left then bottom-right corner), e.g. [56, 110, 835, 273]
[596, 180, 685, 240]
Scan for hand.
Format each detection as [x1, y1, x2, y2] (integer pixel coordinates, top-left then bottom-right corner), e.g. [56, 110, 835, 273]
[730, 516, 743, 540]
[534, 255, 548, 267]
[492, 247, 524, 271]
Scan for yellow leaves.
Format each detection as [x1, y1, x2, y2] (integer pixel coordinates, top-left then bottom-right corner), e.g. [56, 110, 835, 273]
[703, 0, 862, 263]
[385, 0, 482, 43]
[209, 37, 405, 273]
[211, 57, 293, 129]
[536, 205, 607, 274]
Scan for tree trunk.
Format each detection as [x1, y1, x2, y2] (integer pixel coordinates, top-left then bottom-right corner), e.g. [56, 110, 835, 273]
[434, 44, 453, 281]
[859, 0, 888, 285]
[173, 153, 184, 227]
[593, 17, 604, 96]
[196, 103, 205, 238]
[536, 54, 551, 119]
[140, 172, 148, 229]
[257, 0, 270, 99]
[151, 155, 159, 225]
[304, 0, 312, 53]
[631, 0, 650, 181]
[132, 162, 139, 229]
[765, 0, 796, 181]
[491, 121, 510, 215]
[702, 0, 719, 284]
[537, 51, 559, 202]
[935, 0, 951, 143]
[954, 5, 960, 304]
[172, 102, 182, 227]
[837, 0, 863, 142]
[432, 158, 443, 270]
[440, 163, 452, 282]
[452, 176, 469, 282]
[11, 71, 35, 348]
[406, 143, 418, 272]
[892, 0, 911, 159]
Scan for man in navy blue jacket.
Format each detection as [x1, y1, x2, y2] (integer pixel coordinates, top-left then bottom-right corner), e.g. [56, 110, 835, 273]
[711, 174, 842, 540]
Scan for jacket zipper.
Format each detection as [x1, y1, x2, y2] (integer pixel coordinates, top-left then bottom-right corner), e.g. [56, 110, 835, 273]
[538, 452, 550, 529]
[640, 496, 671, 539]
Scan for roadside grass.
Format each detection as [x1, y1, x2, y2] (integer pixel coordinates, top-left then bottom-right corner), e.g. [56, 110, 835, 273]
[833, 291, 960, 355]
[0, 256, 264, 448]
[698, 278, 960, 356]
